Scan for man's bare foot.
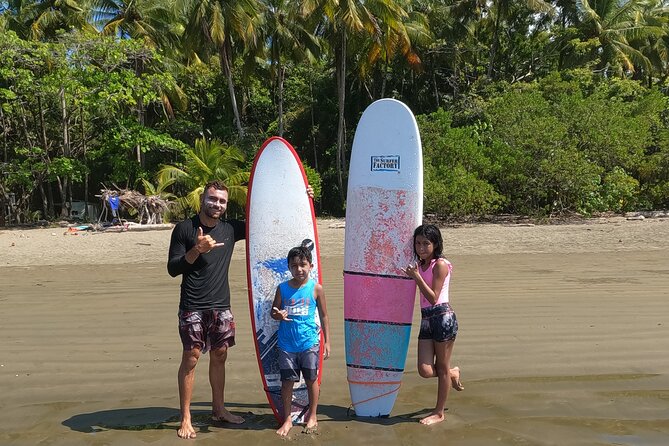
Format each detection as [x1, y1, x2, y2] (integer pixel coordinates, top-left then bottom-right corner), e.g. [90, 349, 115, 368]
[276, 419, 293, 436]
[177, 419, 197, 439]
[419, 412, 445, 425]
[451, 366, 464, 391]
[212, 408, 245, 424]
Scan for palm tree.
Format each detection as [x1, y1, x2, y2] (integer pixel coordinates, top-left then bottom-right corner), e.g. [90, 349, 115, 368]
[576, 0, 665, 76]
[15, 0, 96, 41]
[157, 137, 249, 213]
[303, 0, 409, 202]
[1, 0, 24, 35]
[89, 0, 184, 166]
[357, 6, 431, 98]
[140, 176, 177, 222]
[412, 0, 484, 101]
[256, 0, 320, 136]
[89, 0, 181, 51]
[179, 0, 261, 138]
[485, 0, 554, 78]
[633, 0, 669, 85]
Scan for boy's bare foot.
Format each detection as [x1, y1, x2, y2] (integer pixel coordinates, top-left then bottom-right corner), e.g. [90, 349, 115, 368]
[302, 423, 318, 435]
[419, 412, 445, 425]
[303, 418, 318, 434]
[177, 419, 197, 439]
[276, 419, 293, 436]
[212, 408, 245, 424]
[451, 366, 464, 391]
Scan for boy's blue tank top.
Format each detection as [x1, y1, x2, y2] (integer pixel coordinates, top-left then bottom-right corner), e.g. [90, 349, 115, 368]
[277, 279, 319, 353]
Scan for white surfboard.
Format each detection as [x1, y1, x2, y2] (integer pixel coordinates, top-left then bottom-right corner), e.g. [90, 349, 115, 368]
[246, 137, 323, 423]
[344, 98, 423, 417]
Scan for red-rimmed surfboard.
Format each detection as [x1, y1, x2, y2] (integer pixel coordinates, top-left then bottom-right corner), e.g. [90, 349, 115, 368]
[246, 137, 323, 423]
[344, 99, 423, 417]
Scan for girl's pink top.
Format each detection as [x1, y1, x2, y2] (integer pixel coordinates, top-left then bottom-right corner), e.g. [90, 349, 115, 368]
[417, 257, 452, 309]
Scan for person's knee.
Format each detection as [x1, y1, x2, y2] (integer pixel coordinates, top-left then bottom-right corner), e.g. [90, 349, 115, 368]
[181, 349, 201, 370]
[417, 364, 434, 378]
[210, 347, 228, 363]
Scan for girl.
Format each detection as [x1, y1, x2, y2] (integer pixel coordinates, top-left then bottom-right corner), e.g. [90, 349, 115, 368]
[404, 224, 462, 425]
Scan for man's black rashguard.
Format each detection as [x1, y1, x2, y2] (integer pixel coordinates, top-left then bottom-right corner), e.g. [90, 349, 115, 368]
[167, 215, 245, 311]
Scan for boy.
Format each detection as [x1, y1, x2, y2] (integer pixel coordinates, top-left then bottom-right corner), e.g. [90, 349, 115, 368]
[271, 245, 330, 436]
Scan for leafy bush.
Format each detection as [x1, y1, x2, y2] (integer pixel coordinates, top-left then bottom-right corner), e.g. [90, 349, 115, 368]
[600, 167, 640, 212]
[418, 109, 502, 217]
[425, 164, 503, 217]
[303, 163, 322, 201]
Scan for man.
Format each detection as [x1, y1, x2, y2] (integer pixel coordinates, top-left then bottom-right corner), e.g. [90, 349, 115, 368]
[168, 180, 313, 439]
[168, 180, 243, 439]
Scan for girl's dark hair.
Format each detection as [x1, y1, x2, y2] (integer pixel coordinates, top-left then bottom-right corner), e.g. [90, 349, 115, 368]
[413, 224, 443, 264]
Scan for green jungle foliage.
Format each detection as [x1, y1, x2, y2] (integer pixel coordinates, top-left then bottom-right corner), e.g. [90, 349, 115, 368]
[1, 0, 669, 224]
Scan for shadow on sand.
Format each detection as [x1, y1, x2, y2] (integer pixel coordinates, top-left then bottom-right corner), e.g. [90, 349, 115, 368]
[61, 402, 277, 434]
[62, 401, 426, 434]
[317, 404, 431, 426]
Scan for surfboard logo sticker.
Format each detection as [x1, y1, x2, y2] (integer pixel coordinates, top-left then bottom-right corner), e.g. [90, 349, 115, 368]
[370, 155, 400, 172]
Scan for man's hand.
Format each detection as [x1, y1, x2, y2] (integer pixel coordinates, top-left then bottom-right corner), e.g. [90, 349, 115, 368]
[195, 227, 225, 254]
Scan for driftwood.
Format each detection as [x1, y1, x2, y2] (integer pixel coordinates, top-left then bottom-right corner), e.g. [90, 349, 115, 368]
[97, 186, 172, 224]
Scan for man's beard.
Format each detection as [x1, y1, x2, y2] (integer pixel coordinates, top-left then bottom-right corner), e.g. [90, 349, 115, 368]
[203, 203, 223, 219]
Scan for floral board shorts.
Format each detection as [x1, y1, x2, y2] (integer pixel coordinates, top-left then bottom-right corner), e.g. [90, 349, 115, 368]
[178, 309, 235, 353]
[418, 303, 458, 342]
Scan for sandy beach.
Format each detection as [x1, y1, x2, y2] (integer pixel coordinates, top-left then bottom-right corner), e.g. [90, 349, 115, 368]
[1, 216, 668, 445]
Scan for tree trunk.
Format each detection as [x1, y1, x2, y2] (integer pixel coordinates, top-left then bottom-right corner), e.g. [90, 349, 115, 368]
[37, 94, 54, 219]
[55, 176, 65, 217]
[0, 183, 7, 226]
[277, 56, 285, 137]
[309, 73, 318, 171]
[0, 107, 7, 163]
[219, 42, 244, 138]
[136, 97, 145, 166]
[335, 29, 347, 204]
[487, 12, 502, 79]
[38, 181, 49, 219]
[135, 58, 145, 167]
[47, 181, 54, 220]
[453, 44, 460, 100]
[59, 87, 71, 218]
[17, 102, 35, 151]
[558, 9, 566, 71]
[381, 55, 389, 98]
[81, 106, 89, 220]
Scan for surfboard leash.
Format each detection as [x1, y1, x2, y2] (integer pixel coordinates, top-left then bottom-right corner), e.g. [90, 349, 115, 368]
[346, 379, 402, 413]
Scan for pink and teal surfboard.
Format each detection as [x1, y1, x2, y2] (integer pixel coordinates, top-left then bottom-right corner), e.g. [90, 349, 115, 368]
[344, 99, 423, 417]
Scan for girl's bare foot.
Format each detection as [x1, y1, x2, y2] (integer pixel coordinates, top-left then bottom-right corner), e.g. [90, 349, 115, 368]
[419, 411, 445, 425]
[451, 366, 464, 391]
[177, 419, 197, 439]
[212, 408, 245, 424]
[276, 419, 293, 436]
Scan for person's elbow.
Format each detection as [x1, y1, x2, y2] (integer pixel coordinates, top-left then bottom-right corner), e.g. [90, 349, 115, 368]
[167, 261, 181, 277]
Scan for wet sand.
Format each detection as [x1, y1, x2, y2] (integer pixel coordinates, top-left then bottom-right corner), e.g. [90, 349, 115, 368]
[1, 217, 668, 445]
